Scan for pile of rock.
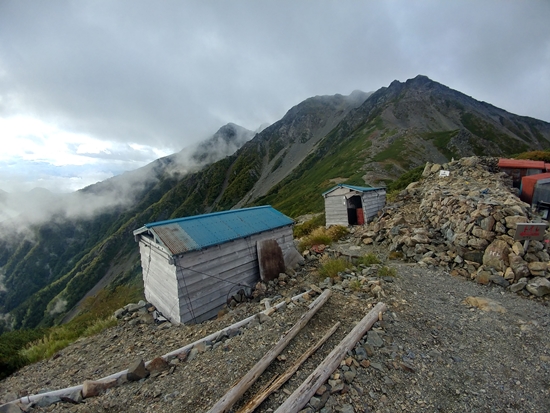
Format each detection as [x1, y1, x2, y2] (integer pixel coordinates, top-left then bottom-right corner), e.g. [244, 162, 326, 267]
[356, 156, 550, 297]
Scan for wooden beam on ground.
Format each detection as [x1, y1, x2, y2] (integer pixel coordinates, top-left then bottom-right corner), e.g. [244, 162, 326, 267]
[237, 321, 341, 413]
[274, 302, 387, 413]
[206, 289, 332, 413]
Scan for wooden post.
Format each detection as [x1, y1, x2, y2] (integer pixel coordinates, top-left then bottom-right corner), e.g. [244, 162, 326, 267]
[206, 289, 332, 413]
[274, 302, 387, 413]
[237, 322, 341, 413]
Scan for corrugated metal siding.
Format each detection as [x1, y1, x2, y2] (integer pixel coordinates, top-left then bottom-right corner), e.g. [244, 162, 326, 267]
[142, 206, 294, 255]
[174, 226, 294, 324]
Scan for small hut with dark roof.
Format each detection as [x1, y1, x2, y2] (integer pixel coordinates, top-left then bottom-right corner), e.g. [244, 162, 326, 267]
[133, 206, 295, 324]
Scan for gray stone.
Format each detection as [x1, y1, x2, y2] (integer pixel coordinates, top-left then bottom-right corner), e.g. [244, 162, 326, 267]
[509, 254, 530, 280]
[526, 277, 550, 297]
[504, 215, 528, 228]
[472, 227, 494, 240]
[536, 250, 550, 262]
[343, 370, 357, 384]
[511, 241, 525, 256]
[337, 405, 355, 413]
[64, 389, 83, 404]
[367, 330, 384, 348]
[187, 348, 199, 361]
[463, 250, 483, 264]
[114, 308, 126, 319]
[509, 281, 527, 293]
[309, 396, 322, 410]
[127, 358, 149, 381]
[480, 216, 496, 232]
[330, 380, 345, 393]
[528, 261, 547, 277]
[468, 237, 489, 250]
[362, 343, 375, 357]
[370, 362, 385, 371]
[354, 346, 367, 359]
[489, 274, 509, 288]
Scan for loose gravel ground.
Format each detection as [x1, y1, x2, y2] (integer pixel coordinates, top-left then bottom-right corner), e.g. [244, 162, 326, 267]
[1, 257, 549, 413]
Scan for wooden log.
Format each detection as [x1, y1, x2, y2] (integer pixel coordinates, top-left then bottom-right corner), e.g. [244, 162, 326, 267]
[206, 289, 332, 413]
[274, 302, 387, 413]
[237, 321, 340, 413]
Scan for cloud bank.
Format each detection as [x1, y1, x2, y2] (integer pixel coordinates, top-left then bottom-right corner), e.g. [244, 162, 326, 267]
[0, 0, 549, 192]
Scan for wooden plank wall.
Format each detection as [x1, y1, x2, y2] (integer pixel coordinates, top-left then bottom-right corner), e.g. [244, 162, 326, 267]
[325, 195, 348, 227]
[362, 189, 386, 221]
[138, 238, 180, 323]
[174, 226, 294, 324]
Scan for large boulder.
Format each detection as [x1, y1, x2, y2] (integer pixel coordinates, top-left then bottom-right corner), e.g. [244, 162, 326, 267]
[483, 240, 510, 272]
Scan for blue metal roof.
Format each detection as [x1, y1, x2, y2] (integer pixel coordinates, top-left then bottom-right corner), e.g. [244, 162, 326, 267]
[133, 206, 294, 256]
[322, 184, 385, 196]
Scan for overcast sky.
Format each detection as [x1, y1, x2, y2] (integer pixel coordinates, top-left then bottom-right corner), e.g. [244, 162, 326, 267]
[1, 0, 549, 193]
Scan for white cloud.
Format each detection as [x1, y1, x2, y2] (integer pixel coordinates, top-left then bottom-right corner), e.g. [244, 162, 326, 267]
[0, 0, 549, 192]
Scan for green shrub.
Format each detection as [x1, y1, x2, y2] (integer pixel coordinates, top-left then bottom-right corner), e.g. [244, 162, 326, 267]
[83, 317, 117, 337]
[20, 327, 78, 363]
[326, 225, 349, 241]
[293, 214, 325, 238]
[378, 266, 397, 277]
[386, 165, 424, 193]
[319, 258, 349, 278]
[356, 253, 381, 266]
[297, 225, 349, 252]
[298, 228, 332, 252]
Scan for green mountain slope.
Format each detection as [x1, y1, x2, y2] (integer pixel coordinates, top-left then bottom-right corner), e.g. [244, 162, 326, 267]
[254, 75, 550, 216]
[2, 75, 550, 332]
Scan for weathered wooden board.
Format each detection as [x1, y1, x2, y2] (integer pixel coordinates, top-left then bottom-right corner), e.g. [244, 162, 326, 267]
[257, 239, 285, 281]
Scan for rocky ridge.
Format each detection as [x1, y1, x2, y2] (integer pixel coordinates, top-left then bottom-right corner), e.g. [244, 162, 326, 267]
[1, 156, 550, 412]
[355, 156, 550, 297]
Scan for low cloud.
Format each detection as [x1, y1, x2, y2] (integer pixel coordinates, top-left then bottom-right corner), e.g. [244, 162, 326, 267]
[0, 123, 254, 238]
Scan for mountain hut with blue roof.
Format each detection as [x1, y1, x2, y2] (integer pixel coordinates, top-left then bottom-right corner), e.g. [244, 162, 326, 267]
[322, 184, 386, 227]
[133, 206, 296, 324]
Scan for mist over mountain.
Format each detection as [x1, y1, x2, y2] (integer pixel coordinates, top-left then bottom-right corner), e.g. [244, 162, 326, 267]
[1, 75, 549, 334]
[0, 123, 254, 230]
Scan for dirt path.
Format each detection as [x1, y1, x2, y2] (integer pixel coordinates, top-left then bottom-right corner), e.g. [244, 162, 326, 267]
[1, 260, 549, 412]
[349, 263, 550, 413]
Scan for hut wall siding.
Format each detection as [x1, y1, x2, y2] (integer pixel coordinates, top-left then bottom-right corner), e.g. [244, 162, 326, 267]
[362, 190, 386, 221]
[173, 225, 294, 324]
[325, 195, 348, 226]
[138, 240, 180, 323]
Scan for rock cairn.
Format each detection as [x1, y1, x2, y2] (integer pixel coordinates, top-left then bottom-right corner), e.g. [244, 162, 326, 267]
[355, 156, 550, 297]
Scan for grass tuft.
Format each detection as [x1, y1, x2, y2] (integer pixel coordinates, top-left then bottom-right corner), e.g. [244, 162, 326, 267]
[378, 266, 397, 277]
[356, 253, 381, 266]
[293, 214, 325, 238]
[319, 258, 349, 278]
[349, 279, 362, 292]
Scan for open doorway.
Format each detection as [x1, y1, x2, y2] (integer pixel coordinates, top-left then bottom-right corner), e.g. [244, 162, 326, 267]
[346, 195, 364, 225]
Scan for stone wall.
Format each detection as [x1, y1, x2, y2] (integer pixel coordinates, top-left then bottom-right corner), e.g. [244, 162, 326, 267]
[356, 156, 550, 297]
